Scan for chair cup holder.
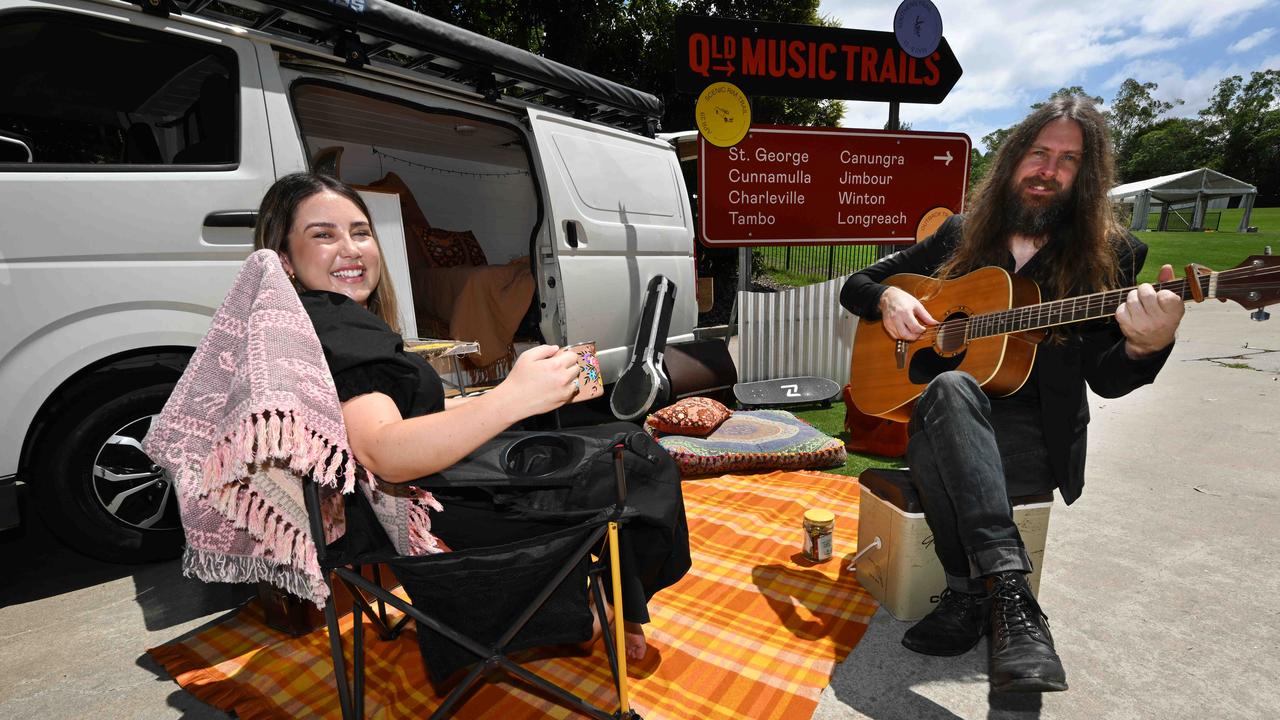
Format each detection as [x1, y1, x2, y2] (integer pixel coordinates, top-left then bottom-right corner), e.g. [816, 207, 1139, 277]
[501, 434, 582, 479]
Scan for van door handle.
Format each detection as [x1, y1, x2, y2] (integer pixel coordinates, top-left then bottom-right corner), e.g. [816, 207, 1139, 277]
[564, 219, 581, 248]
[204, 210, 259, 228]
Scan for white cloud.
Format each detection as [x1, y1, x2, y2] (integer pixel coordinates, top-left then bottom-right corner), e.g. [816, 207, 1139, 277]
[821, 0, 1276, 142]
[1103, 58, 1257, 117]
[1229, 27, 1276, 53]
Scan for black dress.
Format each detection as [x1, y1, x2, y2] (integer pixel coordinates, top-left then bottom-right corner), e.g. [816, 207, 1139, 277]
[300, 291, 691, 624]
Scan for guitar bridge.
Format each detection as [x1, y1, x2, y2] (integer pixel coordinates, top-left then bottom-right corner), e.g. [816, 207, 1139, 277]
[895, 340, 907, 370]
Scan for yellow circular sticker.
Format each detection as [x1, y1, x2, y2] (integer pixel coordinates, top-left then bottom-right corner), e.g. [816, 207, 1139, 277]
[916, 206, 954, 242]
[695, 82, 751, 148]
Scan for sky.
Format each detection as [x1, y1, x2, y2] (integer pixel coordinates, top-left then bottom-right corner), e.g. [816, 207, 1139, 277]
[821, 0, 1280, 149]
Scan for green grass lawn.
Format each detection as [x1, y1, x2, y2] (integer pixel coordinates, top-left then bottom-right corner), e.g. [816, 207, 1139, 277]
[1135, 206, 1278, 284]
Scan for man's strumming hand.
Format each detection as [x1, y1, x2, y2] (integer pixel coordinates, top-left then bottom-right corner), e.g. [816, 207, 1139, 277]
[878, 286, 938, 341]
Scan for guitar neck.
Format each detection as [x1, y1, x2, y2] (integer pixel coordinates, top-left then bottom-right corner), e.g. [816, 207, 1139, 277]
[968, 275, 1205, 339]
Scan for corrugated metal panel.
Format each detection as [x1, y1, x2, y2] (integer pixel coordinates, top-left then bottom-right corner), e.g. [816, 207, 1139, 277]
[738, 274, 857, 385]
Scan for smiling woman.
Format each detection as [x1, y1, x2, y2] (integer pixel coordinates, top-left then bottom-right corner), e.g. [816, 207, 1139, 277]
[280, 193, 383, 306]
[254, 173, 401, 332]
[249, 172, 692, 662]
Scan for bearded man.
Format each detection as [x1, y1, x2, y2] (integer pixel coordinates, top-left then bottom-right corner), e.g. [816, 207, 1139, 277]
[840, 96, 1185, 692]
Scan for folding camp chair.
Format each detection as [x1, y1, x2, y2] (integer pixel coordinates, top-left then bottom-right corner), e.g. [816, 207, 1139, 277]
[301, 428, 648, 720]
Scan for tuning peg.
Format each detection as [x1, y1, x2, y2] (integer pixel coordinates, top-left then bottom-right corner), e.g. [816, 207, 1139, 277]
[1251, 307, 1271, 322]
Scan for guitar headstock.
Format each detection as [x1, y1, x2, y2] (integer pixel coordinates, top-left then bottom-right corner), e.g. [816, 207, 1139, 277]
[1214, 255, 1280, 310]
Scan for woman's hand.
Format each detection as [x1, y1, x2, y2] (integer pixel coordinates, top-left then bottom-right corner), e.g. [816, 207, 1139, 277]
[345, 346, 580, 483]
[491, 345, 581, 417]
[878, 286, 937, 341]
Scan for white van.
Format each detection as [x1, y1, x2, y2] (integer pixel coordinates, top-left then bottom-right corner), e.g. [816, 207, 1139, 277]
[0, 0, 696, 562]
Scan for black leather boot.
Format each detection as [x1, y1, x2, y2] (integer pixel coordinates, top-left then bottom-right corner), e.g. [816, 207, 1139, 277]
[901, 588, 989, 656]
[987, 571, 1068, 693]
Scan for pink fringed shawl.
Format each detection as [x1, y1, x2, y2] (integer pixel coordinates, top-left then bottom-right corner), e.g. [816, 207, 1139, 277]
[143, 250, 442, 605]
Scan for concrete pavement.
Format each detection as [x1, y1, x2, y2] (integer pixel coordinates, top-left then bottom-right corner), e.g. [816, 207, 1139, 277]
[1, 298, 1276, 719]
[814, 299, 1280, 719]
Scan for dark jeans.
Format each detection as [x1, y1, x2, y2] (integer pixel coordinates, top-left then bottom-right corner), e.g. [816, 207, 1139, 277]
[906, 371, 1056, 595]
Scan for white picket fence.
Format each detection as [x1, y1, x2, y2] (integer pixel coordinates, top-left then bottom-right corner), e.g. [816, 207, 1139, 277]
[736, 273, 858, 385]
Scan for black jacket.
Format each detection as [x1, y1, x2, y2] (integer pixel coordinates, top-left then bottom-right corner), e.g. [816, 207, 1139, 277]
[840, 215, 1173, 504]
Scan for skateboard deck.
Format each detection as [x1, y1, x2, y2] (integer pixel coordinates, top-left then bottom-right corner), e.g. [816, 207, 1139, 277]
[733, 376, 841, 408]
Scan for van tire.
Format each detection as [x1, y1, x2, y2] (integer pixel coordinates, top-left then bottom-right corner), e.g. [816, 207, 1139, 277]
[30, 381, 183, 563]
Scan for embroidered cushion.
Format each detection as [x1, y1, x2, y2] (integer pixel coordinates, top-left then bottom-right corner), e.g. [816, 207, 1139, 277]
[645, 396, 731, 437]
[648, 409, 846, 477]
[421, 227, 487, 268]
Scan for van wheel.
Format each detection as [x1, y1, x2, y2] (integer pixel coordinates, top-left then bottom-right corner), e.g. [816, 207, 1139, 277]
[31, 381, 183, 563]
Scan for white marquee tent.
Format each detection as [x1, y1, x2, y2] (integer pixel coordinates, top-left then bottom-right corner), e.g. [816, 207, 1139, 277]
[1109, 168, 1257, 232]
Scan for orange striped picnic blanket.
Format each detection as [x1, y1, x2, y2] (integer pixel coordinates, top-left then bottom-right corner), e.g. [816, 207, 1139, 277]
[149, 470, 879, 719]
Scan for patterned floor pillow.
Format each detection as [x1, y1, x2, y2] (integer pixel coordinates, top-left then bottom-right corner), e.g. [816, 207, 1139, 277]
[648, 409, 847, 477]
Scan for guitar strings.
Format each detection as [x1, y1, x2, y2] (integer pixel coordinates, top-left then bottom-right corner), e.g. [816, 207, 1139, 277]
[911, 263, 1280, 345]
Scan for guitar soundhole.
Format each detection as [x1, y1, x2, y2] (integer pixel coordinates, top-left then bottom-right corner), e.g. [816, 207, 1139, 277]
[935, 309, 970, 357]
[909, 344, 964, 385]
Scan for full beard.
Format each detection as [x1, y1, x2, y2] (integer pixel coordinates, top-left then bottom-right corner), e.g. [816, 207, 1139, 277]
[1004, 180, 1071, 236]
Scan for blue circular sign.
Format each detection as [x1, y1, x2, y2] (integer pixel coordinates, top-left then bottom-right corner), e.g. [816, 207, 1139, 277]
[894, 0, 943, 59]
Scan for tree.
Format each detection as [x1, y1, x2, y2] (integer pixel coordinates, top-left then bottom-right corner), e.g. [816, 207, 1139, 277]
[1108, 78, 1182, 179]
[980, 87, 1102, 158]
[980, 126, 1012, 155]
[967, 148, 992, 199]
[1119, 117, 1213, 182]
[408, 0, 844, 133]
[673, 0, 844, 129]
[1032, 86, 1103, 110]
[1198, 69, 1280, 205]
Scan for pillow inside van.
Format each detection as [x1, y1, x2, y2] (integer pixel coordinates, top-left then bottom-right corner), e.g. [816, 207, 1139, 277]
[422, 228, 487, 268]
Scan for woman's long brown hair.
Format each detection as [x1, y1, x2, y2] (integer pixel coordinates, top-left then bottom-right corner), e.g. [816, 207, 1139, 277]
[937, 95, 1126, 300]
[253, 172, 402, 333]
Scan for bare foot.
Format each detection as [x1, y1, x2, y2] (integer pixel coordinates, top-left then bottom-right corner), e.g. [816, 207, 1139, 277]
[586, 591, 648, 662]
[623, 621, 647, 662]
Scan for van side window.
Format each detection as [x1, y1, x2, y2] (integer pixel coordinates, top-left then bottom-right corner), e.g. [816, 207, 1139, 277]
[0, 12, 238, 168]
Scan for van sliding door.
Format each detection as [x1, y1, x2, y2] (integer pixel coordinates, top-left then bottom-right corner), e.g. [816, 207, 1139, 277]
[526, 109, 696, 382]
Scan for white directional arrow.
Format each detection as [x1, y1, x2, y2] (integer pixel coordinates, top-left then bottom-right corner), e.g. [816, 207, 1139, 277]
[933, 150, 954, 166]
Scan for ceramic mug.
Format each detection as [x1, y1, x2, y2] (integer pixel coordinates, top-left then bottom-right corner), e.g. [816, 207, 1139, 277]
[565, 341, 604, 402]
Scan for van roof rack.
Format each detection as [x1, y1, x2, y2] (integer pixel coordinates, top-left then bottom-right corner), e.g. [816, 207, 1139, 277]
[136, 0, 662, 135]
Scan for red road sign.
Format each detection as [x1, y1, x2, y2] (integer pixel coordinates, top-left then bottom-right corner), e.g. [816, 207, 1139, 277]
[675, 15, 962, 104]
[698, 125, 970, 246]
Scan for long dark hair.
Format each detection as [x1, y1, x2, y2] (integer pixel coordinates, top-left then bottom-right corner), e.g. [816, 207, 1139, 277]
[938, 95, 1125, 299]
[254, 172, 402, 333]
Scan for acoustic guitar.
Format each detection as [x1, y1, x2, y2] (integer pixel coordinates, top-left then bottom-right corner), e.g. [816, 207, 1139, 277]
[849, 254, 1280, 422]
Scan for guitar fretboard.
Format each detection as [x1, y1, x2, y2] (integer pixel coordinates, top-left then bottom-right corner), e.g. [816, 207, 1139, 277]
[965, 275, 1205, 340]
